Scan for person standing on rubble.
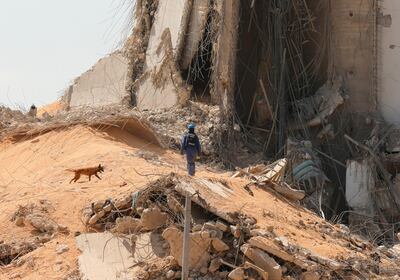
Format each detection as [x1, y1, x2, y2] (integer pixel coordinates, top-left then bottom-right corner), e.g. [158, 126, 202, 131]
[181, 123, 201, 176]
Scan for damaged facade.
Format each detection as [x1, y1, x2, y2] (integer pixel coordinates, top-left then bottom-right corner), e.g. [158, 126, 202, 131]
[57, 0, 400, 253]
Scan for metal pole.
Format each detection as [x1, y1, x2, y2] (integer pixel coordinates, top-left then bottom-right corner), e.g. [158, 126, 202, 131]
[181, 193, 191, 280]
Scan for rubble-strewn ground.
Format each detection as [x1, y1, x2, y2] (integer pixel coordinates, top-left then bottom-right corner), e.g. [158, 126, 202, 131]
[0, 103, 221, 158]
[1, 107, 400, 279]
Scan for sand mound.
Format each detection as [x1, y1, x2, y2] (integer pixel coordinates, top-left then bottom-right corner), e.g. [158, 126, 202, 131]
[0, 125, 398, 279]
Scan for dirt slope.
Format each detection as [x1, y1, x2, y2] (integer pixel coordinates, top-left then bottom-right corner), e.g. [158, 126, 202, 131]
[0, 125, 394, 279]
[0, 125, 186, 279]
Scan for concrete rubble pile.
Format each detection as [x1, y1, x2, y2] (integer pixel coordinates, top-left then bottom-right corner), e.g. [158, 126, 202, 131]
[0, 103, 223, 159]
[0, 200, 68, 267]
[77, 173, 400, 280]
[344, 122, 400, 241]
[0, 105, 39, 135]
[232, 158, 306, 202]
[141, 101, 221, 156]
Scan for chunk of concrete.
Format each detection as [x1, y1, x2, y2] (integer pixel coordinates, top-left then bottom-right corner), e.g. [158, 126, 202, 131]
[211, 238, 230, 252]
[166, 270, 175, 279]
[145, 0, 190, 69]
[140, 208, 168, 230]
[76, 232, 135, 280]
[209, 258, 222, 273]
[68, 52, 129, 108]
[230, 225, 241, 238]
[111, 217, 142, 234]
[243, 261, 269, 280]
[88, 210, 105, 225]
[180, 0, 210, 69]
[308, 253, 344, 271]
[136, 0, 191, 111]
[216, 220, 229, 232]
[132, 232, 167, 263]
[15, 217, 24, 227]
[202, 222, 223, 239]
[136, 77, 185, 110]
[25, 213, 60, 233]
[167, 194, 184, 213]
[271, 182, 306, 201]
[248, 236, 313, 270]
[346, 159, 374, 215]
[55, 244, 69, 255]
[162, 227, 211, 270]
[228, 267, 245, 280]
[241, 244, 282, 280]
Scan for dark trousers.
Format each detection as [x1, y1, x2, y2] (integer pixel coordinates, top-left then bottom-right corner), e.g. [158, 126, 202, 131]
[185, 148, 197, 176]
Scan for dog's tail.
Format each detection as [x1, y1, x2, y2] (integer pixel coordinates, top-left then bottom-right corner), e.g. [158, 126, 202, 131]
[65, 169, 75, 172]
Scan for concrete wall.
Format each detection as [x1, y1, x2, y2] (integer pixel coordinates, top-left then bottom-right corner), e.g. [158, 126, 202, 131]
[378, 0, 400, 126]
[331, 1, 376, 113]
[145, 0, 190, 69]
[136, 0, 191, 111]
[211, 0, 240, 111]
[69, 52, 129, 108]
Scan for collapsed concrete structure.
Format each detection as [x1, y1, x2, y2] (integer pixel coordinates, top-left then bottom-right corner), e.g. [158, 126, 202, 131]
[77, 173, 400, 279]
[57, 0, 400, 241]
[63, 52, 130, 108]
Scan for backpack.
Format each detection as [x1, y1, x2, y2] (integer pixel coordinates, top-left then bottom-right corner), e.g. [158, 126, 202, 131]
[185, 133, 197, 148]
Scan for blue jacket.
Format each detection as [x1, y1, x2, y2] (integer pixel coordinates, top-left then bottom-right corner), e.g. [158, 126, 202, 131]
[181, 132, 201, 154]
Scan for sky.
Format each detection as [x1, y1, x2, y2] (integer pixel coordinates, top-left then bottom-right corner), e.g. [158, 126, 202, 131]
[0, 0, 133, 109]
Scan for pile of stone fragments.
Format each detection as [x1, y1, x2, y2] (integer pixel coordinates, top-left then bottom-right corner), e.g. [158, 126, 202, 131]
[1, 200, 68, 267]
[80, 173, 400, 279]
[0, 102, 222, 159]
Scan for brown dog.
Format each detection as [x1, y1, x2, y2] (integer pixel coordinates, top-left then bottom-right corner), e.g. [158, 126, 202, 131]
[66, 164, 104, 183]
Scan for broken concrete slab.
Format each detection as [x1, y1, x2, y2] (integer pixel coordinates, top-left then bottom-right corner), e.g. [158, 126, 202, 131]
[195, 178, 234, 198]
[68, 52, 130, 108]
[256, 158, 287, 183]
[145, 0, 190, 69]
[167, 194, 184, 213]
[215, 220, 229, 232]
[131, 232, 167, 263]
[136, 0, 191, 110]
[76, 232, 135, 280]
[248, 236, 316, 270]
[136, 74, 188, 110]
[290, 78, 344, 128]
[346, 159, 374, 215]
[175, 181, 235, 223]
[180, 0, 210, 69]
[308, 253, 344, 271]
[271, 182, 306, 201]
[243, 261, 269, 280]
[209, 258, 222, 273]
[241, 244, 282, 280]
[25, 213, 61, 234]
[228, 267, 245, 280]
[211, 238, 230, 252]
[88, 210, 105, 225]
[140, 207, 168, 230]
[162, 227, 211, 270]
[111, 216, 142, 234]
